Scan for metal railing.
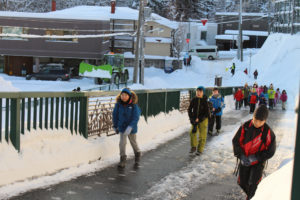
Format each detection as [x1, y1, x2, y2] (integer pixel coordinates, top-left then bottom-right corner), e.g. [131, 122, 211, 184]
[0, 86, 238, 151]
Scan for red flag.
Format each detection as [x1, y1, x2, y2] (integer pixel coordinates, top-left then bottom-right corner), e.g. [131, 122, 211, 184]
[201, 19, 208, 26]
[244, 68, 248, 75]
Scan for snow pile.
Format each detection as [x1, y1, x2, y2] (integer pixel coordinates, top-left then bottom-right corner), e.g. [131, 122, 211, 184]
[253, 161, 293, 200]
[0, 76, 18, 92]
[81, 70, 111, 79]
[0, 109, 189, 198]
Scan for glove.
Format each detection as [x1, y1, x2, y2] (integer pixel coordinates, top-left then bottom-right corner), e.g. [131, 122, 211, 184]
[123, 126, 132, 136]
[240, 154, 251, 166]
[248, 154, 258, 163]
[192, 125, 197, 134]
[113, 127, 119, 134]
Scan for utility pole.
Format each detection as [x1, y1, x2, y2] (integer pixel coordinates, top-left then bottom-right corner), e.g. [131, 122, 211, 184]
[291, 0, 295, 35]
[140, 0, 145, 85]
[268, 0, 271, 35]
[238, 0, 243, 61]
[133, 0, 143, 83]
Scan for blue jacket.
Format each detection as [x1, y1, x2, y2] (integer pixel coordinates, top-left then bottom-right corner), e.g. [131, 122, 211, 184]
[112, 93, 141, 134]
[209, 94, 225, 116]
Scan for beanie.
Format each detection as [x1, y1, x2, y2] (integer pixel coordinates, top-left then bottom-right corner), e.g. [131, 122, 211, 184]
[121, 88, 132, 96]
[254, 105, 269, 121]
[197, 86, 205, 92]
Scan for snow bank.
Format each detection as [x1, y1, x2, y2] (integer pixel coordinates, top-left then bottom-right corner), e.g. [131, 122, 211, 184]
[0, 109, 189, 199]
[253, 161, 293, 200]
[0, 77, 18, 92]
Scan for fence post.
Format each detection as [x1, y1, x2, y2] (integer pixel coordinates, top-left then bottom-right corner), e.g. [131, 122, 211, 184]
[79, 96, 89, 138]
[10, 98, 21, 152]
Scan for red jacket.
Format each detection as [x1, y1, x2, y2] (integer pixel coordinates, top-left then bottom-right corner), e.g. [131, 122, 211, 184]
[234, 90, 244, 101]
[232, 120, 276, 165]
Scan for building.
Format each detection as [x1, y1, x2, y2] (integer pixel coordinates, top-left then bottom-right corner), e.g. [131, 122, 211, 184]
[273, 0, 300, 34]
[0, 6, 180, 76]
[215, 12, 270, 50]
[0, 6, 110, 76]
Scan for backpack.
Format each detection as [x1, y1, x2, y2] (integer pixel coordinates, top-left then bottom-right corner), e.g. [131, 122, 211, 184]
[250, 94, 257, 103]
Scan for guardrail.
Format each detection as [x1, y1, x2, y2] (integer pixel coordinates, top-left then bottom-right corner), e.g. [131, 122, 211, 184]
[0, 86, 239, 151]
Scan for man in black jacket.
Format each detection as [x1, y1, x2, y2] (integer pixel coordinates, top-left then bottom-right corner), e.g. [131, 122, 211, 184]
[232, 105, 276, 199]
[188, 86, 210, 155]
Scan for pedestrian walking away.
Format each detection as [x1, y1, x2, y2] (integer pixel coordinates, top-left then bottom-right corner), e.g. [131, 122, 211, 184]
[188, 86, 210, 155]
[113, 88, 142, 168]
[208, 87, 225, 135]
[231, 63, 236, 76]
[280, 90, 288, 110]
[232, 105, 276, 200]
[253, 69, 258, 80]
[274, 88, 281, 106]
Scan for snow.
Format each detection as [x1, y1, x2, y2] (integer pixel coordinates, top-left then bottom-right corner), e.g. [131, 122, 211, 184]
[225, 30, 269, 36]
[80, 70, 111, 79]
[124, 52, 179, 60]
[0, 77, 19, 92]
[0, 33, 299, 199]
[215, 34, 250, 41]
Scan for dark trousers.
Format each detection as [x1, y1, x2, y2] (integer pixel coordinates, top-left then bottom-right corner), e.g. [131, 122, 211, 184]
[238, 163, 265, 199]
[235, 100, 242, 110]
[269, 99, 274, 109]
[250, 103, 256, 113]
[243, 98, 249, 107]
[208, 115, 221, 132]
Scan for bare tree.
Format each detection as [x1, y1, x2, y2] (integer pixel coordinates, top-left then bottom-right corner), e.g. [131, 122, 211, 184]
[171, 23, 186, 60]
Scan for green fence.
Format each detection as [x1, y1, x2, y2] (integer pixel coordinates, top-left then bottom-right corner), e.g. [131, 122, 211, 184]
[0, 87, 238, 151]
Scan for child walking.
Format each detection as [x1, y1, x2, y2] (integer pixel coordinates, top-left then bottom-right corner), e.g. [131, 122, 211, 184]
[280, 90, 288, 110]
[188, 86, 210, 155]
[232, 105, 276, 200]
[234, 88, 244, 110]
[248, 88, 258, 114]
[113, 88, 141, 168]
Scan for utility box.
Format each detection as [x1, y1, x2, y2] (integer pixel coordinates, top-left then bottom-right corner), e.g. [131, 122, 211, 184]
[215, 76, 222, 86]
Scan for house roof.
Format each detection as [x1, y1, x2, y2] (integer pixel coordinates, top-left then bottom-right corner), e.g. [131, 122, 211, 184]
[215, 34, 249, 41]
[0, 6, 178, 29]
[225, 30, 269, 36]
[215, 12, 267, 17]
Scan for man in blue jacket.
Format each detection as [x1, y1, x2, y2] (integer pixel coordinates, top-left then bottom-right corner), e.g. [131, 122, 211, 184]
[113, 88, 141, 168]
[208, 88, 225, 135]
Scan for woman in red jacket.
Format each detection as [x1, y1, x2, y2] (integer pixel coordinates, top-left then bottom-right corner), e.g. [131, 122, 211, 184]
[232, 105, 276, 200]
[234, 88, 244, 110]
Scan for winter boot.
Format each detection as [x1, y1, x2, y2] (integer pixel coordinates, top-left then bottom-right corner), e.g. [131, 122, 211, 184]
[189, 147, 196, 154]
[208, 130, 213, 136]
[135, 152, 141, 164]
[118, 155, 127, 168]
[216, 129, 220, 135]
[196, 151, 202, 156]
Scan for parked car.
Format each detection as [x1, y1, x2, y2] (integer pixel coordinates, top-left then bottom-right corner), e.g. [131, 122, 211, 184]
[26, 68, 70, 81]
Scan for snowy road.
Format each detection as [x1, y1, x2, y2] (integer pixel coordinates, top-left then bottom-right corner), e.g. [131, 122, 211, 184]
[8, 109, 247, 200]
[7, 105, 293, 200]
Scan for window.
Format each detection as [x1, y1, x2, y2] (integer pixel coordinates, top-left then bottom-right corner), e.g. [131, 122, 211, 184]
[0, 26, 28, 40]
[45, 30, 78, 42]
[226, 24, 233, 27]
[253, 24, 260, 28]
[196, 49, 216, 53]
[201, 31, 207, 40]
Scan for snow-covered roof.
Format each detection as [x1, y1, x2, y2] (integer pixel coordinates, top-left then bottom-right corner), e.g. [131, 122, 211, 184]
[215, 12, 267, 17]
[225, 30, 269, 36]
[0, 6, 178, 29]
[215, 34, 249, 41]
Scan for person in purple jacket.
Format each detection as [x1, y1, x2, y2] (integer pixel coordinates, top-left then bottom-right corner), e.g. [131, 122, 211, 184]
[280, 90, 288, 110]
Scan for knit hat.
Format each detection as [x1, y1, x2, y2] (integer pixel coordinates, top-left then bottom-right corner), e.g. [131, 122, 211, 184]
[254, 105, 269, 121]
[121, 88, 132, 96]
[196, 86, 205, 92]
